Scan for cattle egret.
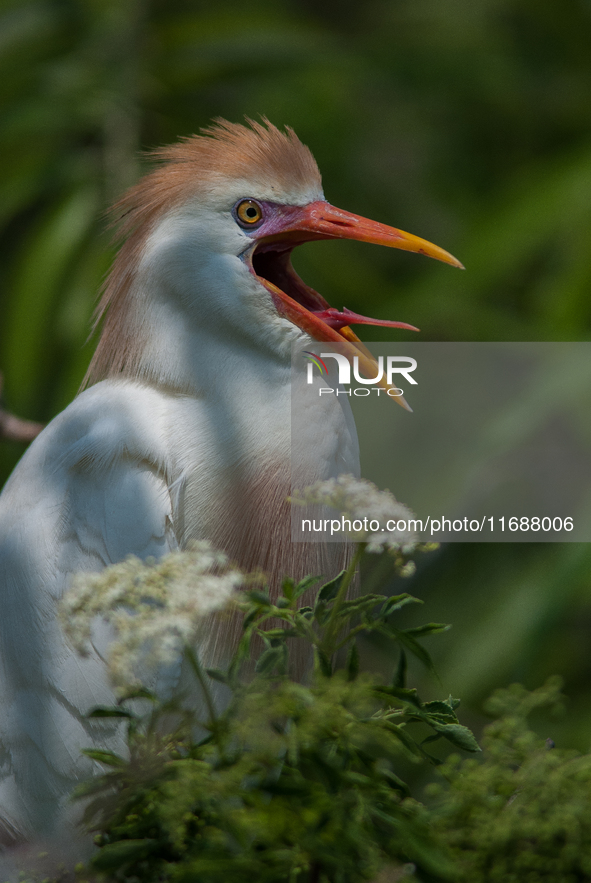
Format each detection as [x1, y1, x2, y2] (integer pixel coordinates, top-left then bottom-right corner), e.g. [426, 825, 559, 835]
[0, 119, 462, 850]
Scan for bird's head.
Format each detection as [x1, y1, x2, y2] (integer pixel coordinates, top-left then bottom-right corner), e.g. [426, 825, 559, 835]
[85, 119, 462, 396]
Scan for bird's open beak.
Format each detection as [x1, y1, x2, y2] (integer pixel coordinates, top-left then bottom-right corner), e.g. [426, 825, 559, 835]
[249, 200, 463, 410]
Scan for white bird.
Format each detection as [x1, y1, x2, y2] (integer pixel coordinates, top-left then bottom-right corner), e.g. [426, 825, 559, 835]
[0, 118, 461, 851]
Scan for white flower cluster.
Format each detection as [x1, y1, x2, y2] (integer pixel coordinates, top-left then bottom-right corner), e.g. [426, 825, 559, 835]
[60, 542, 242, 690]
[291, 474, 418, 553]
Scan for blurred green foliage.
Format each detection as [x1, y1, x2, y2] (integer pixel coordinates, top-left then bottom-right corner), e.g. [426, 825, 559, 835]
[429, 678, 591, 882]
[2, 0, 591, 751]
[75, 557, 471, 882]
[66, 552, 591, 882]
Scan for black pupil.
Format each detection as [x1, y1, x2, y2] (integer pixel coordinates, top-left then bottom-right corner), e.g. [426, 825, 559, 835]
[246, 206, 257, 218]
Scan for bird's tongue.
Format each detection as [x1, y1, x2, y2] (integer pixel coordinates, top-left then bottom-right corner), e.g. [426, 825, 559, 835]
[256, 276, 416, 411]
[310, 306, 418, 333]
[255, 274, 413, 343]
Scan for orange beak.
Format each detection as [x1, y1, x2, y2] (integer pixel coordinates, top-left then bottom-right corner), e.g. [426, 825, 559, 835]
[249, 200, 463, 410]
[259, 201, 463, 268]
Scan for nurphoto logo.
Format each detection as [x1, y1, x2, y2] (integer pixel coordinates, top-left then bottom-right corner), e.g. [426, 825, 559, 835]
[304, 352, 418, 398]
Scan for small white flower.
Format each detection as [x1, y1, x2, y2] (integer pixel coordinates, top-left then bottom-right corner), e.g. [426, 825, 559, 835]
[291, 474, 417, 552]
[60, 541, 243, 690]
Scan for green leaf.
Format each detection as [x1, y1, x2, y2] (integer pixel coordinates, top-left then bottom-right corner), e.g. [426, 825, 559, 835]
[421, 733, 444, 746]
[316, 569, 346, 604]
[235, 632, 252, 662]
[262, 628, 296, 639]
[242, 607, 260, 629]
[313, 600, 329, 625]
[246, 589, 272, 606]
[255, 645, 286, 675]
[383, 626, 438, 676]
[346, 641, 360, 681]
[423, 699, 459, 720]
[338, 594, 387, 618]
[293, 574, 321, 600]
[316, 648, 333, 678]
[206, 668, 229, 685]
[91, 839, 160, 871]
[381, 767, 411, 797]
[423, 712, 461, 725]
[281, 576, 295, 601]
[381, 721, 423, 757]
[404, 622, 451, 638]
[81, 749, 126, 767]
[375, 685, 422, 708]
[430, 722, 480, 752]
[87, 707, 135, 719]
[394, 649, 407, 689]
[381, 593, 422, 617]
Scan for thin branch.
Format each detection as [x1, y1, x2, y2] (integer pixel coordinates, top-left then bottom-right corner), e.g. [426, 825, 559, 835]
[0, 372, 44, 443]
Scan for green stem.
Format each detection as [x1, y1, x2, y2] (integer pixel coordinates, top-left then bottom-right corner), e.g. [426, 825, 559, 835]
[319, 542, 365, 658]
[334, 620, 372, 652]
[185, 645, 219, 736]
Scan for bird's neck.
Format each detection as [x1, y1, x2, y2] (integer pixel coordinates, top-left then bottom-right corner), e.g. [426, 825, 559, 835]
[91, 219, 305, 398]
[86, 218, 359, 606]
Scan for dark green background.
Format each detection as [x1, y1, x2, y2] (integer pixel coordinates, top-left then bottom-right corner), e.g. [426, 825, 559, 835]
[1, 0, 591, 750]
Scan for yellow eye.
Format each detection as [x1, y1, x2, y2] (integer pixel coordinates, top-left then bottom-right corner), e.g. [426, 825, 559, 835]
[235, 199, 263, 226]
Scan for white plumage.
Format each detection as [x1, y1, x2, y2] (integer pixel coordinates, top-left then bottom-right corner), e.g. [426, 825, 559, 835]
[0, 119, 461, 851]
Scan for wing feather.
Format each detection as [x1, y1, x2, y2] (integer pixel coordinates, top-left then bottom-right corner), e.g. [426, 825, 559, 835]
[0, 380, 177, 840]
